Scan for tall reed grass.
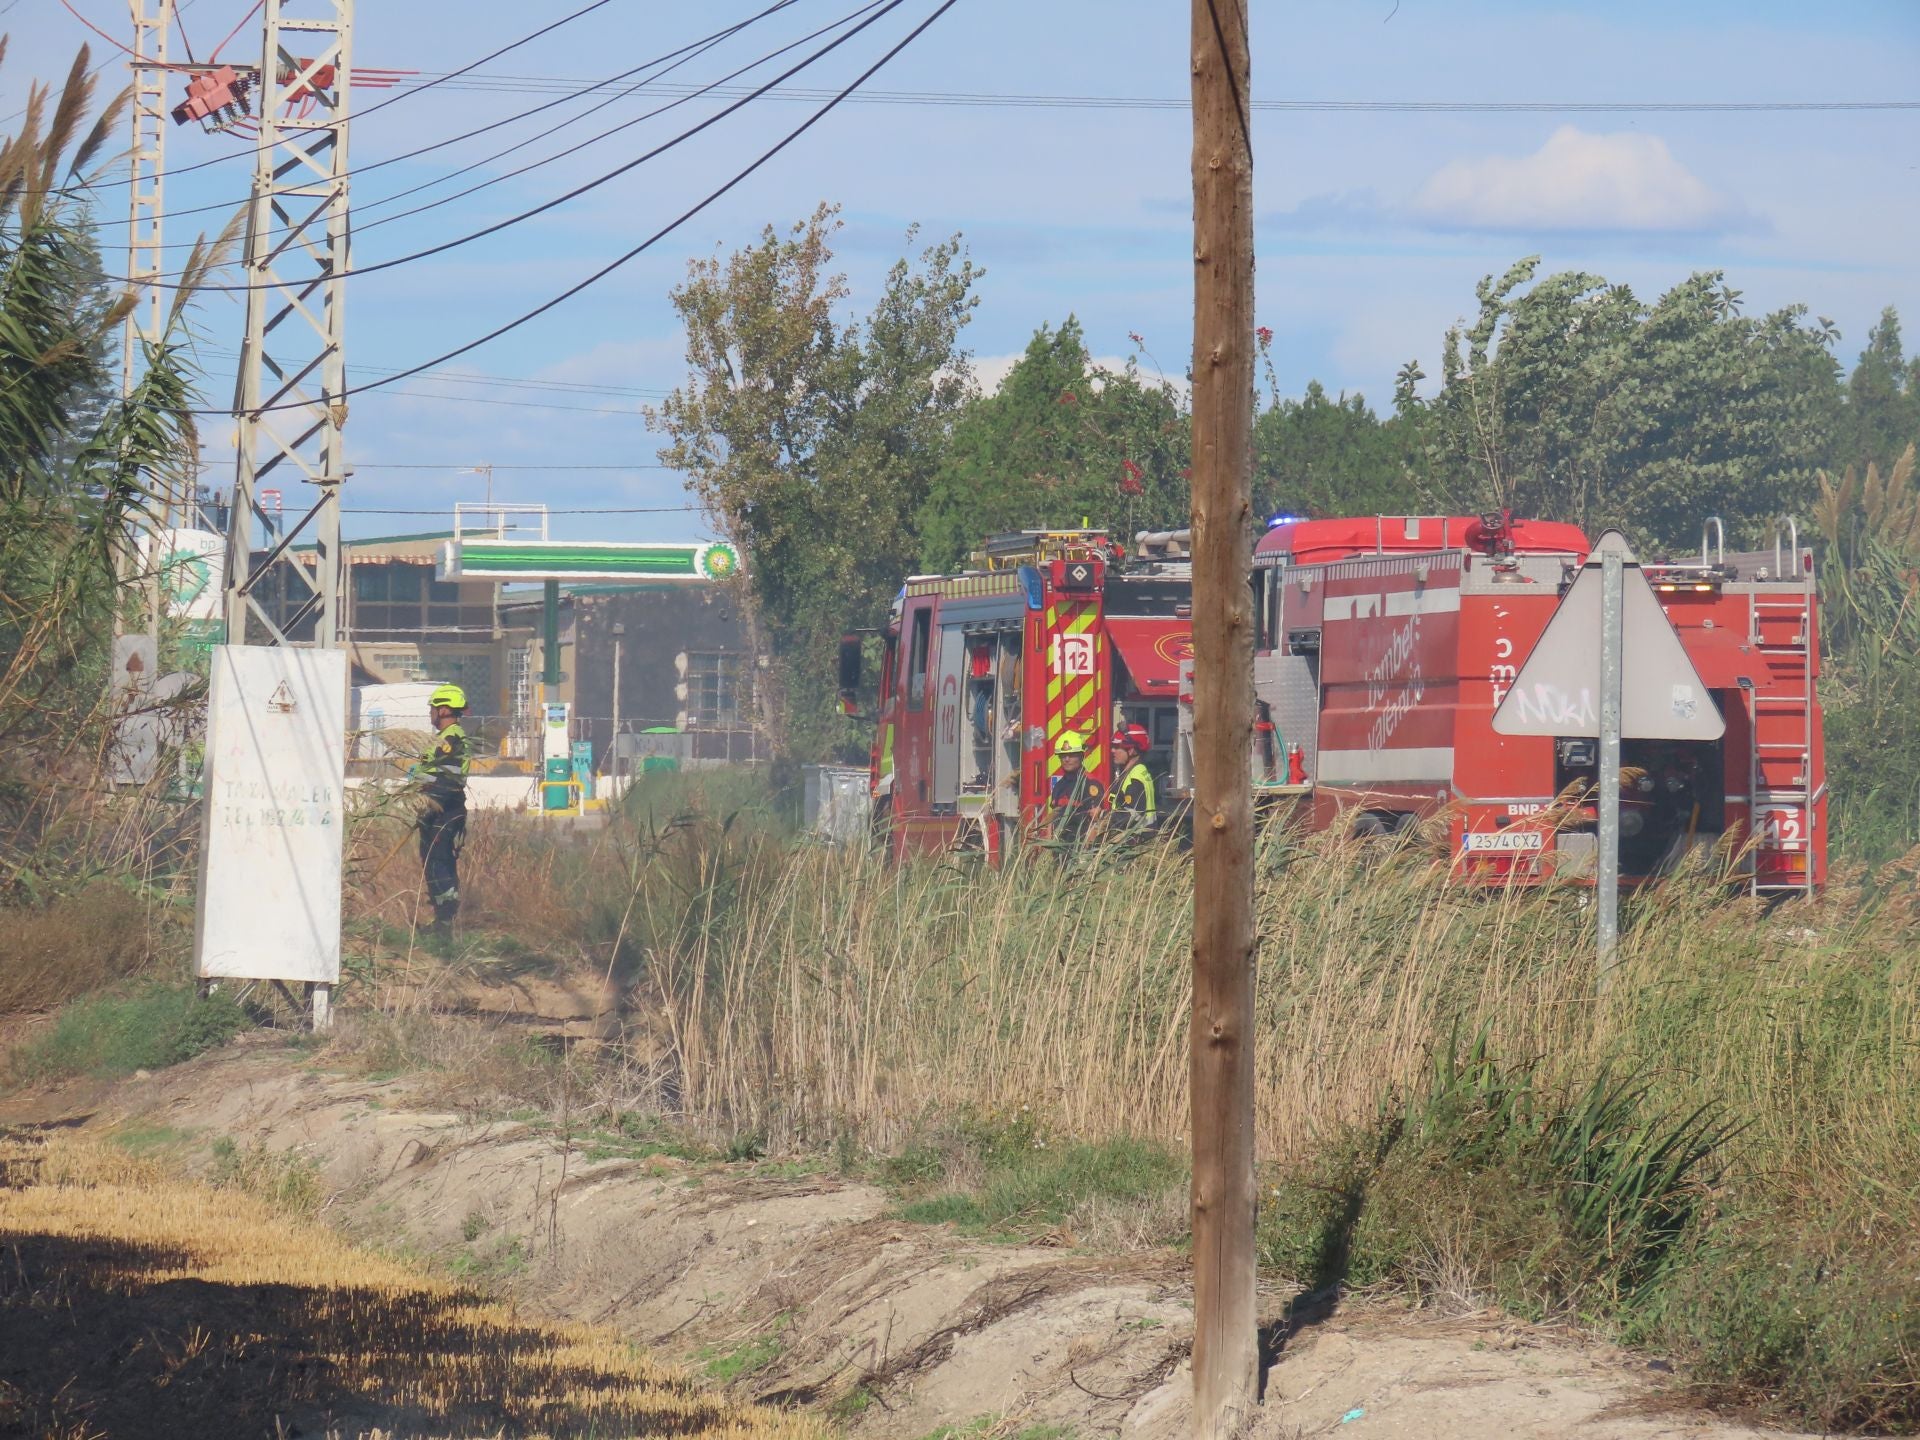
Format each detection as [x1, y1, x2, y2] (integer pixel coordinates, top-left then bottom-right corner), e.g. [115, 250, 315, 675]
[642, 824, 1919, 1189]
[564, 805, 1919, 1429]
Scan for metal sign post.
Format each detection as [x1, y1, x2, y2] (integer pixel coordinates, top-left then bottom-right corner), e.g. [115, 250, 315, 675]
[1493, 531, 1725, 985]
[1596, 546, 1624, 980]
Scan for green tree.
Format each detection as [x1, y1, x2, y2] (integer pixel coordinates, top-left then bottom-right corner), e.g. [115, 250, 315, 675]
[647, 204, 980, 759]
[1812, 444, 1920, 860]
[0, 49, 222, 758]
[1841, 307, 1920, 475]
[1418, 258, 1843, 548]
[915, 318, 1189, 570]
[1253, 364, 1411, 521]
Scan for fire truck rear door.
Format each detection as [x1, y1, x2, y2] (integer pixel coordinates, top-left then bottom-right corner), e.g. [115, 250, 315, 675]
[932, 625, 968, 807]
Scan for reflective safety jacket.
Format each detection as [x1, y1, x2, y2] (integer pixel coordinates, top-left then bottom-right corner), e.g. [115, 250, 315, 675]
[1111, 759, 1158, 830]
[412, 721, 471, 805]
[1049, 769, 1106, 843]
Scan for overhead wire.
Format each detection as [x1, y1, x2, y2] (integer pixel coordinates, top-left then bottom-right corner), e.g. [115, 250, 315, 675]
[194, 0, 964, 416]
[74, 0, 622, 194]
[93, 0, 812, 239]
[206, 0, 263, 65]
[359, 387, 648, 418]
[197, 345, 671, 399]
[346, 0, 890, 243]
[123, 0, 918, 291]
[345, 464, 674, 472]
[506, 83, 1920, 114]
[135, 4, 896, 268]
[365, 79, 1920, 114]
[55, 0, 133, 56]
[343, 504, 698, 513]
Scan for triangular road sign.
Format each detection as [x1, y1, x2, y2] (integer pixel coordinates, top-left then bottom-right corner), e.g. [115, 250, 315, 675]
[1492, 531, 1725, 741]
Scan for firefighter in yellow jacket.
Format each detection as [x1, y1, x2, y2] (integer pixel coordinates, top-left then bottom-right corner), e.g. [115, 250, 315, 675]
[1107, 723, 1158, 836]
[409, 684, 472, 939]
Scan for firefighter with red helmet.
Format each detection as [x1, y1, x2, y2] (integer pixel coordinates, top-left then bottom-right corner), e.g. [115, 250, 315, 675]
[1108, 723, 1158, 835]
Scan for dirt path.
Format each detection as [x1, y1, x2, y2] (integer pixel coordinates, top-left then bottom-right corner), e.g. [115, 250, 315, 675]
[1, 1035, 1808, 1440]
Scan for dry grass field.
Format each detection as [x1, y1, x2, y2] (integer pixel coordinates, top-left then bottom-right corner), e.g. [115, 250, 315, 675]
[0, 1130, 824, 1440]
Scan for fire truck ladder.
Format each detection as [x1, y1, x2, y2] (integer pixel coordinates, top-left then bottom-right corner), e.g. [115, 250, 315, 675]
[1745, 518, 1816, 898]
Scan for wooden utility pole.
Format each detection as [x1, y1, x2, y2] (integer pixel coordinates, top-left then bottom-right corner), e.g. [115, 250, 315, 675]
[1188, 1, 1258, 1436]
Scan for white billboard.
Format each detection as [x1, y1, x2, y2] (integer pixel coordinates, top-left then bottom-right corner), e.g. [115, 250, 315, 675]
[194, 646, 347, 986]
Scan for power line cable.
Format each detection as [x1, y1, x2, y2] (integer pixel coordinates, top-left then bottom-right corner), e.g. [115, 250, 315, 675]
[346, 0, 890, 244]
[192, 0, 963, 415]
[89, 0, 812, 239]
[56, 0, 132, 56]
[343, 504, 699, 513]
[124, 0, 884, 258]
[122, 0, 916, 291]
[359, 386, 649, 417]
[359, 79, 1920, 114]
[336, 463, 674, 472]
[205, 0, 263, 65]
[197, 345, 673, 398]
[73, 0, 621, 194]
[0, 42, 120, 128]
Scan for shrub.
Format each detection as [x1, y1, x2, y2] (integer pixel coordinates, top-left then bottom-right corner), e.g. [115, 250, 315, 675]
[0, 882, 155, 1013]
[9, 982, 246, 1081]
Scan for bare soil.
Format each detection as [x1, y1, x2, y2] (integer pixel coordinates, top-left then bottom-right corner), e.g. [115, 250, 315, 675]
[0, 1032, 1816, 1440]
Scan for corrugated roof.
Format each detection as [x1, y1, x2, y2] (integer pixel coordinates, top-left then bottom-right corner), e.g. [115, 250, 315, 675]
[288, 530, 455, 555]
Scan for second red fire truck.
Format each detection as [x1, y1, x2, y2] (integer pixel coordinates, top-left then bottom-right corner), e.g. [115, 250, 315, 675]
[845, 513, 1826, 893]
[839, 530, 1192, 862]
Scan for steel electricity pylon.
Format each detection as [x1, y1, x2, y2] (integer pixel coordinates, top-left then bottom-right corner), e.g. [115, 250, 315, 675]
[122, 0, 172, 403]
[121, 0, 174, 641]
[222, 0, 354, 650]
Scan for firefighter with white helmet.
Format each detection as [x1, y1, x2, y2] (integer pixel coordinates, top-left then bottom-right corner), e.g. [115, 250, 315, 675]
[409, 682, 472, 940]
[1048, 730, 1105, 851]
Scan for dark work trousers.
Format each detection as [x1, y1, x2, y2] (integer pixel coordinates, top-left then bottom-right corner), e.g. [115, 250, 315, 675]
[419, 798, 467, 925]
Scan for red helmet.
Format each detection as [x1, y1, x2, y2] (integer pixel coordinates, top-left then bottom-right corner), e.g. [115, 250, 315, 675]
[1112, 723, 1150, 754]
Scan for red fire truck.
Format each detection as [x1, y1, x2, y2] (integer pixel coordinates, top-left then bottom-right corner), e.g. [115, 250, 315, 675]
[1174, 512, 1826, 894]
[839, 531, 1193, 862]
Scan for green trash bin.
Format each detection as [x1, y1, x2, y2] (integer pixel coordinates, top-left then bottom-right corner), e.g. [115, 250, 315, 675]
[641, 726, 680, 774]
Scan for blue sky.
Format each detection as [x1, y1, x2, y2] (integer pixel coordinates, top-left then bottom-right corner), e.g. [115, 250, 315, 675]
[6, 0, 1917, 539]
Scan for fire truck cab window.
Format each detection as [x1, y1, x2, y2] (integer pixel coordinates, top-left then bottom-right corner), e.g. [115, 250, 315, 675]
[907, 606, 932, 710]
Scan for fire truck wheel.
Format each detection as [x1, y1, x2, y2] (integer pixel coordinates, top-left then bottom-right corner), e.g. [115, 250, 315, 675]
[1351, 810, 1401, 839]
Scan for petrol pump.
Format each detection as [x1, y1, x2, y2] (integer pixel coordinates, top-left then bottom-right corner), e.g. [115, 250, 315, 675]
[541, 702, 574, 812]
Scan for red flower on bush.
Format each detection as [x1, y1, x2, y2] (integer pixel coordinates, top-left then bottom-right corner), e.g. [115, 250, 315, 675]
[1119, 458, 1145, 496]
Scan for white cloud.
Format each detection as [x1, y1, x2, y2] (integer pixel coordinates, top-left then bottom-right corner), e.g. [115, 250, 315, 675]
[966, 352, 1027, 395]
[1411, 127, 1746, 234]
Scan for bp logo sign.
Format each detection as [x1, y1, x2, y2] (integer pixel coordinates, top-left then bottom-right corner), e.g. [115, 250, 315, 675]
[152, 532, 223, 619]
[163, 549, 211, 607]
[697, 543, 740, 581]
